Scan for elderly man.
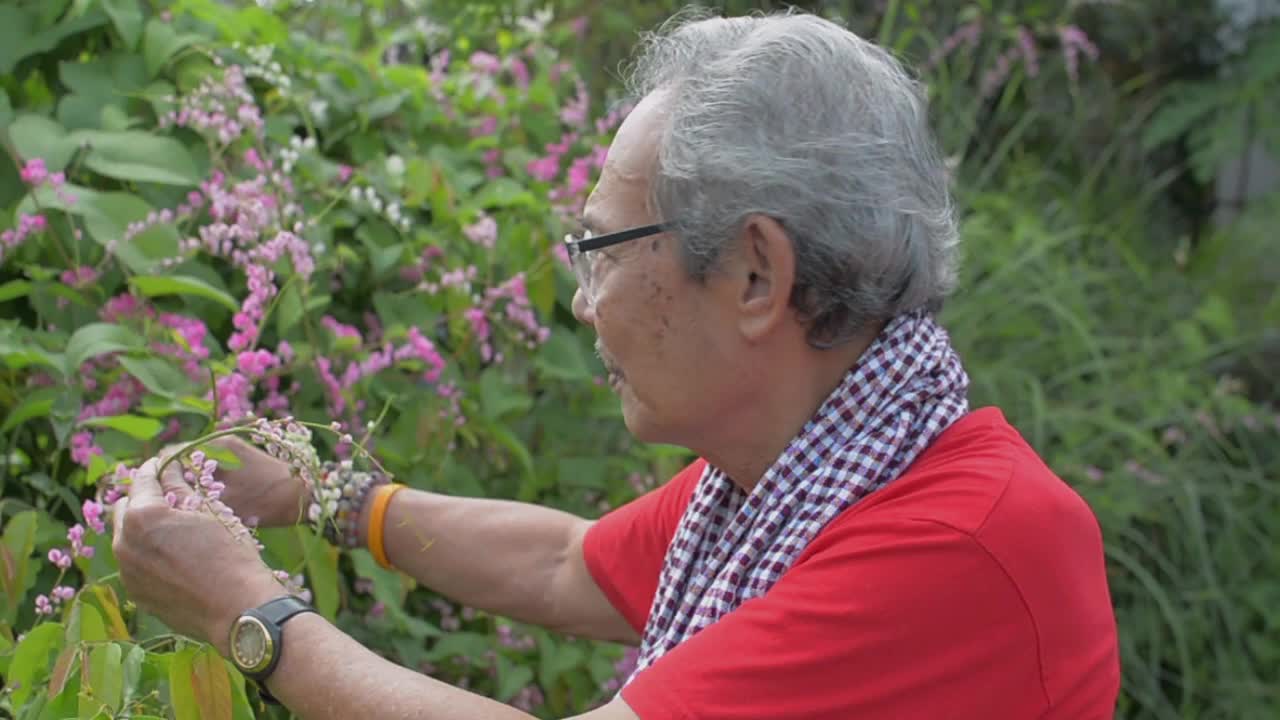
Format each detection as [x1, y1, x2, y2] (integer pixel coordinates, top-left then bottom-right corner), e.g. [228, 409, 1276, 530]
[113, 11, 1120, 720]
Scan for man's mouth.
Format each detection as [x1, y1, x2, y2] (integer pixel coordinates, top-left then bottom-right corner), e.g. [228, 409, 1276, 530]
[596, 342, 624, 386]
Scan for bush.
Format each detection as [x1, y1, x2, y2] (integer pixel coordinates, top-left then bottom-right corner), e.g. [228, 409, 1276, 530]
[0, 1, 664, 716]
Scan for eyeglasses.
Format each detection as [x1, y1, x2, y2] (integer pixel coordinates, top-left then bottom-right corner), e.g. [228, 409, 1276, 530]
[563, 222, 670, 307]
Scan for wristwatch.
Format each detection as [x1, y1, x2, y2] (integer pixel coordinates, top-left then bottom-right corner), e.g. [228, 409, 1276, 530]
[227, 595, 317, 703]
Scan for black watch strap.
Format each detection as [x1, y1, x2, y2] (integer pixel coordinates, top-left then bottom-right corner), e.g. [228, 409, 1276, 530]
[240, 595, 316, 703]
[254, 595, 315, 628]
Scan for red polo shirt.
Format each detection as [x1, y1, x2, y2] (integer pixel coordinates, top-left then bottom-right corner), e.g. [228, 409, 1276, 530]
[583, 407, 1119, 719]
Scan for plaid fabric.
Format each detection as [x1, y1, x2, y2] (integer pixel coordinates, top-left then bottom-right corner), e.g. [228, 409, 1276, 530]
[625, 310, 971, 684]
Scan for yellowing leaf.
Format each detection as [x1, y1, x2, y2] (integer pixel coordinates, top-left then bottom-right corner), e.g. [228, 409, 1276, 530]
[169, 646, 200, 720]
[89, 584, 131, 640]
[47, 643, 80, 700]
[191, 645, 233, 720]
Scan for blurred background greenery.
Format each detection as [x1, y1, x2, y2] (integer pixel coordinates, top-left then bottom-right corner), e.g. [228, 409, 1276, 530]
[1, 0, 1276, 718]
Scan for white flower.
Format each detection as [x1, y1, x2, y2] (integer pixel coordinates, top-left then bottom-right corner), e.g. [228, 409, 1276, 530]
[386, 155, 405, 176]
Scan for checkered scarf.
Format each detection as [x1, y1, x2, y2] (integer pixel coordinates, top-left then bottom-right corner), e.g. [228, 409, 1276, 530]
[626, 310, 970, 682]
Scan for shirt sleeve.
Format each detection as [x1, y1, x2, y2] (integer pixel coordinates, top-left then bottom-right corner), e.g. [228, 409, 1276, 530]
[619, 516, 1053, 720]
[582, 459, 706, 635]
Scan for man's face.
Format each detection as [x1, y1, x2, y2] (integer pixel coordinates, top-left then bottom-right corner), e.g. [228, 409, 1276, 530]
[572, 93, 740, 446]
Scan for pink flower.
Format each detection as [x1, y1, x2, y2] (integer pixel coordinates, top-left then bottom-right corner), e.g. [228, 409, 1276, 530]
[337, 165, 354, 183]
[20, 158, 48, 185]
[70, 431, 104, 467]
[60, 266, 99, 288]
[34, 595, 54, 615]
[214, 372, 255, 422]
[1058, 25, 1099, 83]
[469, 51, 502, 74]
[237, 349, 279, 378]
[526, 155, 561, 182]
[52, 586, 76, 602]
[560, 79, 589, 127]
[48, 549, 72, 570]
[509, 58, 530, 90]
[471, 115, 499, 138]
[463, 214, 498, 248]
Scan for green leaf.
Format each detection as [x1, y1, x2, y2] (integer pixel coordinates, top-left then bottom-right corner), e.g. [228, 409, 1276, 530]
[0, 344, 65, 374]
[538, 641, 586, 689]
[302, 532, 340, 620]
[118, 355, 195, 399]
[67, 601, 108, 643]
[81, 192, 180, 273]
[1, 386, 58, 432]
[0, 279, 31, 302]
[130, 274, 239, 312]
[81, 414, 164, 440]
[534, 330, 594, 382]
[0, 88, 12, 131]
[70, 130, 200, 186]
[480, 368, 533, 420]
[120, 644, 146, 707]
[0, 6, 34, 77]
[168, 645, 200, 720]
[8, 622, 63, 709]
[470, 177, 536, 210]
[82, 642, 124, 716]
[102, 0, 143, 49]
[494, 653, 536, 701]
[65, 323, 144, 371]
[143, 18, 203, 77]
[1, 510, 39, 623]
[7, 114, 77, 171]
[362, 91, 409, 122]
[275, 282, 304, 336]
[191, 645, 233, 720]
[0, 9, 109, 76]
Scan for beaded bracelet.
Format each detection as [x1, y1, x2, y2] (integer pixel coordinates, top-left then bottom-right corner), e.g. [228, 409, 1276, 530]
[306, 461, 388, 549]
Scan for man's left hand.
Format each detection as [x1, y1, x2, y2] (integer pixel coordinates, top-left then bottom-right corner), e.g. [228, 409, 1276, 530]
[112, 457, 284, 656]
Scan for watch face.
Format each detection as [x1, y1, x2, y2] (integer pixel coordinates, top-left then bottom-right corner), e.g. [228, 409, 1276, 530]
[230, 616, 273, 674]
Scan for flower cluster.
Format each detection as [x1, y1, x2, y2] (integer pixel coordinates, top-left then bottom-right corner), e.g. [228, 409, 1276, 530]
[33, 501, 107, 616]
[2, 158, 75, 263]
[237, 43, 293, 90]
[160, 63, 265, 145]
[249, 417, 324, 482]
[0, 213, 48, 264]
[278, 135, 316, 174]
[167, 450, 261, 548]
[348, 184, 412, 233]
[1057, 25, 1100, 83]
[315, 326, 447, 422]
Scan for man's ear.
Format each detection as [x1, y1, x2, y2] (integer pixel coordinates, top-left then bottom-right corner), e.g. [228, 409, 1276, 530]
[734, 214, 796, 342]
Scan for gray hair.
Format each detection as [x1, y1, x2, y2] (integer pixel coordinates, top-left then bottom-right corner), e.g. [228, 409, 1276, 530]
[622, 8, 960, 347]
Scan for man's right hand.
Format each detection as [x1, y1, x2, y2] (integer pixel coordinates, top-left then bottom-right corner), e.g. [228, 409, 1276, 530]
[161, 435, 310, 528]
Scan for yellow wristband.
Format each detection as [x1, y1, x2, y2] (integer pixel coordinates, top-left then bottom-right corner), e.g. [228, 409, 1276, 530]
[368, 483, 406, 570]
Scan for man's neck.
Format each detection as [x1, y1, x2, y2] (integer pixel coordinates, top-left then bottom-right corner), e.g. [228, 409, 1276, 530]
[695, 330, 878, 493]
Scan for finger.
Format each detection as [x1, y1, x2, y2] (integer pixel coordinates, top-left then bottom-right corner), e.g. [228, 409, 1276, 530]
[112, 497, 129, 537]
[127, 458, 165, 505]
[158, 457, 195, 502]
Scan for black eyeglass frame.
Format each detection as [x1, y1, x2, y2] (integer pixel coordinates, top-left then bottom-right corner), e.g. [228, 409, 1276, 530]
[565, 222, 672, 253]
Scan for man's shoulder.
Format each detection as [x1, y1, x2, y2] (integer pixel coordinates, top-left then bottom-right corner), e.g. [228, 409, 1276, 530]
[829, 406, 1100, 544]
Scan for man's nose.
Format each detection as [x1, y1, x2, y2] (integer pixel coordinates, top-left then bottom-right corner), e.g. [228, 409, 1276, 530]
[571, 288, 595, 327]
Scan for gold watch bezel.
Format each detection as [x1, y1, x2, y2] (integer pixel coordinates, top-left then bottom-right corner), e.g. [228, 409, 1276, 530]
[229, 615, 275, 674]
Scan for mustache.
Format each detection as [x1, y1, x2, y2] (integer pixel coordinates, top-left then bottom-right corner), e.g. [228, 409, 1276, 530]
[594, 341, 622, 376]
